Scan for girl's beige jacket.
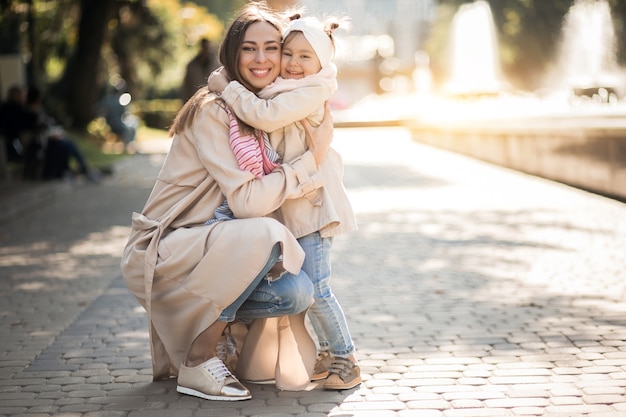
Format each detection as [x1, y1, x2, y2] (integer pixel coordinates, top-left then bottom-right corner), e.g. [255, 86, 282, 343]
[220, 80, 358, 239]
[120, 95, 329, 390]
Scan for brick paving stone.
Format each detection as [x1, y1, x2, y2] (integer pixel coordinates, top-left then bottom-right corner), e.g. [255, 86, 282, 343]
[510, 406, 545, 415]
[545, 404, 615, 414]
[399, 411, 444, 417]
[443, 408, 511, 416]
[2, 127, 626, 416]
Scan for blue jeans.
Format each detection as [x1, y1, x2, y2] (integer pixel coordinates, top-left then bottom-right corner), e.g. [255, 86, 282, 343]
[219, 243, 314, 322]
[299, 232, 355, 358]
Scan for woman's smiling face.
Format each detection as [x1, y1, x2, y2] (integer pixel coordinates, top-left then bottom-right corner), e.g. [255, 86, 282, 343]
[238, 21, 282, 92]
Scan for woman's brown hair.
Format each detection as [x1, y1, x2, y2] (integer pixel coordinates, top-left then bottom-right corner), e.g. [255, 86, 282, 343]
[219, 2, 284, 93]
[169, 1, 284, 136]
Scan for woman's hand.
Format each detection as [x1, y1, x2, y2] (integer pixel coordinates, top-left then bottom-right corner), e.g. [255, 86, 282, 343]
[302, 101, 333, 166]
[207, 67, 230, 94]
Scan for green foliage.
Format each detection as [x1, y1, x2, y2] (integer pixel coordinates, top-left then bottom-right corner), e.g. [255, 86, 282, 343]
[0, 3, 23, 53]
[0, 0, 224, 97]
[609, 0, 626, 65]
[103, 0, 225, 98]
[422, 3, 458, 88]
[490, 0, 574, 89]
[73, 128, 128, 170]
[133, 98, 182, 129]
[183, 0, 247, 21]
[0, 0, 79, 82]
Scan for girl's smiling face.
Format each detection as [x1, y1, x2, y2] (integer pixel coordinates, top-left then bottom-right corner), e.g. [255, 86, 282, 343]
[280, 32, 322, 79]
[238, 21, 282, 91]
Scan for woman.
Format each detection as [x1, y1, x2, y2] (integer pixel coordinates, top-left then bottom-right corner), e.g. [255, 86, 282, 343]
[120, 2, 334, 402]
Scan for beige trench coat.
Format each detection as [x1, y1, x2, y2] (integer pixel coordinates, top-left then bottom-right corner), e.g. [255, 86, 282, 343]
[221, 81, 358, 238]
[121, 95, 324, 389]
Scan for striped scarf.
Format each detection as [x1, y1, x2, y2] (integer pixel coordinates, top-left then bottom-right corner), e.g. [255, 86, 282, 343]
[226, 107, 279, 178]
[205, 108, 280, 225]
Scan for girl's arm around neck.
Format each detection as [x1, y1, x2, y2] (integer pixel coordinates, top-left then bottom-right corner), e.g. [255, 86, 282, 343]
[220, 79, 332, 132]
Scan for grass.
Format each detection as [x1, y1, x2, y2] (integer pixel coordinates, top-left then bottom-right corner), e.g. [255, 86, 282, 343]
[74, 125, 171, 172]
[74, 132, 125, 170]
[4, 124, 171, 179]
[136, 125, 171, 142]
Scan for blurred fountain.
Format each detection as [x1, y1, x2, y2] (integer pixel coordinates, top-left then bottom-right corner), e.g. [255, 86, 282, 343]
[400, 0, 626, 204]
[554, 0, 623, 100]
[443, 0, 507, 97]
[344, 0, 626, 125]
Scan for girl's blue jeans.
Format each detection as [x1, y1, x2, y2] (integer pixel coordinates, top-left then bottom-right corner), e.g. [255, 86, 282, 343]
[298, 232, 355, 358]
[219, 243, 314, 322]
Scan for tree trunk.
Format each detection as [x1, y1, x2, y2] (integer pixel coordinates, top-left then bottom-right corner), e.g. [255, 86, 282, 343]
[25, 0, 39, 88]
[63, 0, 116, 129]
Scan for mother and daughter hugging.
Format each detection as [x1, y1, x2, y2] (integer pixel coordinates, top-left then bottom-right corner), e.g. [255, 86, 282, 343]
[121, 1, 360, 402]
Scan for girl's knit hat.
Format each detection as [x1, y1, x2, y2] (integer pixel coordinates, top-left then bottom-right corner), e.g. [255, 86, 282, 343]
[283, 17, 334, 69]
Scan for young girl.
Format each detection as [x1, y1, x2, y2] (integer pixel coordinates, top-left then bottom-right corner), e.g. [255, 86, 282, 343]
[209, 12, 360, 390]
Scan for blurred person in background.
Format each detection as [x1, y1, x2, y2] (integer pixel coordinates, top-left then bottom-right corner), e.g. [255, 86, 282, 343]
[180, 38, 220, 103]
[25, 87, 100, 182]
[99, 80, 138, 153]
[0, 85, 30, 163]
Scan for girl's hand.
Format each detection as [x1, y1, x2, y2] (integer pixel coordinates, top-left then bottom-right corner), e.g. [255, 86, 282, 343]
[302, 101, 333, 166]
[207, 67, 230, 94]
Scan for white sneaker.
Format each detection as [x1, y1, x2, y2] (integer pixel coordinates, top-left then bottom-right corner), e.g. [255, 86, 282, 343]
[177, 357, 251, 401]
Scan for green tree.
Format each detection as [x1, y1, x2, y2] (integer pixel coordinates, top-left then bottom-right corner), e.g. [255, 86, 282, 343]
[1, 0, 223, 129]
[185, 0, 246, 21]
[490, 0, 574, 89]
[58, 0, 117, 128]
[609, 0, 626, 65]
[427, 0, 574, 90]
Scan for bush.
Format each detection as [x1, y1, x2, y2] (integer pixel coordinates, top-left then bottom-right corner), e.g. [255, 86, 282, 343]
[134, 99, 181, 130]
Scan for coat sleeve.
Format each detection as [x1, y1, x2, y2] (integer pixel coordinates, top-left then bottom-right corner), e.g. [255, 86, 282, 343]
[192, 104, 324, 219]
[220, 81, 330, 132]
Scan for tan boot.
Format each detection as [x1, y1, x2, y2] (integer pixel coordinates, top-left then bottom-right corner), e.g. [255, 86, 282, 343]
[311, 351, 333, 381]
[324, 357, 362, 390]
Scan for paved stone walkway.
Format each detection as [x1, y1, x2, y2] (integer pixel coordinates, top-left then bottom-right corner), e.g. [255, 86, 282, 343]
[1, 127, 625, 416]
